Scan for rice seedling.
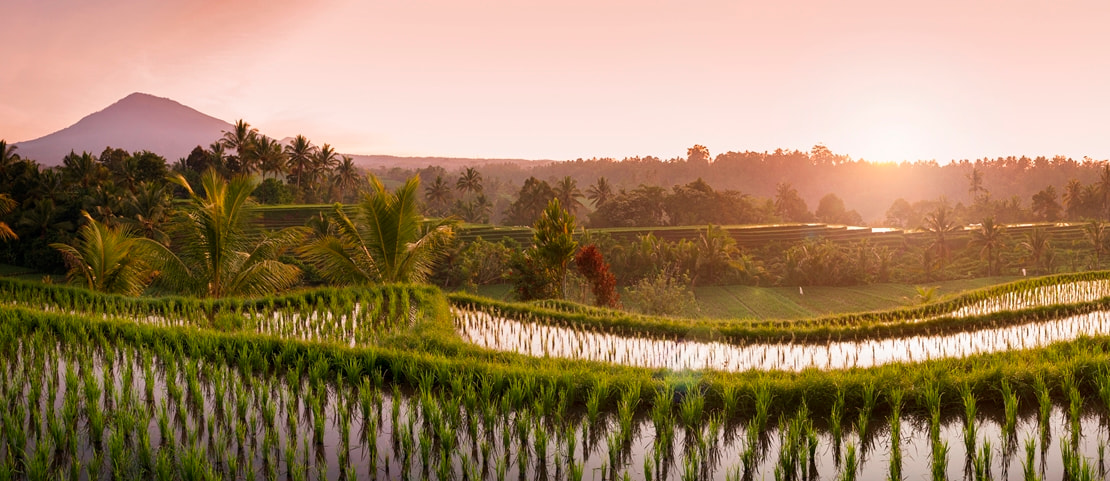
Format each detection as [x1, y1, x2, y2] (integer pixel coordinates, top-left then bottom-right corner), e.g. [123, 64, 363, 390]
[961, 382, 979, 465]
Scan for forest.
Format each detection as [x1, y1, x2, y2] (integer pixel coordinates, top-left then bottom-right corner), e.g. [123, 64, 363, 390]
[3, 125, 1110, 315]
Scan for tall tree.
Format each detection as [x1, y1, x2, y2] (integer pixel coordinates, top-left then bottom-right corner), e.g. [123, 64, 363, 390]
[922, 203, 960, 268]
[299, 175, 455, 284]
[456, 167, 483, 196]
[553, 176, 584, 215]
[332, 155, 361, 201]
[220, 120, 259, 174]
[1084, 221, 1108, 268]
[586, 177, 613, 208]
[1100, 164, 1110, 220]
[424, 175, 453, 215]
[1030, 185, 1061, 221]
[284, 135, 317, 191]
[162, 169, 306, 297]
[254, 136, 288, 180]
[774, 182, 811, 222]
[1063, 179, 1084, 220]
[967, 166, 986, 201]
[1020, 228, 1052, 275]
[310, 143, 340, 197]
[969, 217, 1006, 276]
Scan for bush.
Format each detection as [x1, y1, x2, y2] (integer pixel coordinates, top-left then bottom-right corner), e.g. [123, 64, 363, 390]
[624, 270, 698, 318]
[253, 178, 294, 205]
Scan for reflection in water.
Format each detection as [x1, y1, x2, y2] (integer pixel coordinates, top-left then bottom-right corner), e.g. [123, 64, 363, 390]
[4, 337, 1105, 481]
[942, 279, 1110, 318]
[456, 309, 1110, 371]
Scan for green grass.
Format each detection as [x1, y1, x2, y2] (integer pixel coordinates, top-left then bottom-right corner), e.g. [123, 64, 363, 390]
[472, 276, 1024, 320]
[694, 276, 1023, 320]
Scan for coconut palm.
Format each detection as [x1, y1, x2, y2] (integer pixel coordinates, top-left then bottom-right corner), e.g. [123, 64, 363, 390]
[1084, 221, 1108, 269]
[309, 143, 340, 198]
[969, 217, 1006, 276]
[332, 155, 361, 201]
[50, 212, 164, 295]
[921, 204, 960, 267]
[284, 135, 317, 191]
[299, 174, 455, 284]
[424, 175, 453, 216]
[1063, 179, 1084, 220]
[0, 194, 17, 241]
[586, 177, 613, 208]
[161, 169, 306, 297]
[0, 140, 20, 175]
[1020, 228, 1052, 275]
[967, 166, 986, 200]
[220, 120, 259, 174]
[553, 176, 584, 215]
[120, 181, 173, 244]
[1100, 164, 1110, 220]
[254, 136, 287, 180]
[456, 167, 483, 196]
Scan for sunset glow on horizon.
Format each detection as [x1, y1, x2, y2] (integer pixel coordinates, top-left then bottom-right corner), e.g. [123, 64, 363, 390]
[5, 0, 1110, 163]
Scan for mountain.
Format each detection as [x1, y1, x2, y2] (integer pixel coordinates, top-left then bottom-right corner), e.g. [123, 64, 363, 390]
[14, 93, 233, 165]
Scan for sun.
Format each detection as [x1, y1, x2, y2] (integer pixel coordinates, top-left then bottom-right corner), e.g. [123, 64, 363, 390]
[858, 122, 926, 163]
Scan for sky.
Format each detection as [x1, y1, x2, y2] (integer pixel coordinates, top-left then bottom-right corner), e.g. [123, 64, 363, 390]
[4, 0, 1110, 163]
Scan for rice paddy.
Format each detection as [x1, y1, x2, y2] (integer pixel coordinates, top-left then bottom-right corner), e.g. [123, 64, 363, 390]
[4, 272, 1110, 479]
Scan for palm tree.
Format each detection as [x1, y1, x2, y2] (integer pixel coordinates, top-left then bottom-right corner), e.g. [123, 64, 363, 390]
[0, 140, 20, 175]
[967, 166, 986, 200]
[332, 156, 361, 201]
[456, 167, 483, 196]
[553, 176, 584, 215]
[310, 143, 340, 197]
[0, 194, 17, 241]
[50, 212, 164, 295]
[254, 136, 287, 180]
[1100, 164, 1110, 220]
[120, 181, 173, 244]
[1084, 221, 1108, 269]
[284, 135, 317, 191]
[206, 142, 229, 175]
[220, 120, 259, 174]
[969, 217, 1006, 276]
[1020, 228, 1052, 275]
[298, 174, 455, 284]
[921, 204, 960, 268]
[1063, 179, 1084, 220]
[424, 175, 453, 215]
[586, 177, 613, 208]
[161, 169, 306, 297]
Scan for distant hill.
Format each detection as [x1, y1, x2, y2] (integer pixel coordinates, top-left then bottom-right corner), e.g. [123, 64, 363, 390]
[348, 154, 547, 171]
[14, 93, 544, 170]
[14, 93, 233, 165]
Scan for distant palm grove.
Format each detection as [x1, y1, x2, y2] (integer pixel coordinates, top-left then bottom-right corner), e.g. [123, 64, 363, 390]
[5, 124, 1110, 312]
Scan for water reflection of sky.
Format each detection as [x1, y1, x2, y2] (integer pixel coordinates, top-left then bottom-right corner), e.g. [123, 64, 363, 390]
[457, 309, 1110, 372]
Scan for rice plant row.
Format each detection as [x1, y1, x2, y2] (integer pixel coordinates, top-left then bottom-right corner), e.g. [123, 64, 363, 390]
[1, 325, 1108, 480]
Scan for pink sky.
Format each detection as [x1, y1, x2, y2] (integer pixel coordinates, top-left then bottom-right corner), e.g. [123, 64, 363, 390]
[4, 0, 1110, 162]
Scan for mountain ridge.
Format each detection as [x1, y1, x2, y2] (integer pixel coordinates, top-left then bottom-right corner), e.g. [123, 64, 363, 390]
[14, 93, 235, 165]
[13, 93, 545, 170]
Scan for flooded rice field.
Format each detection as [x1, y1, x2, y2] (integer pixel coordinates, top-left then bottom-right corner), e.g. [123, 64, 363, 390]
[3, 336, 1109, 481]
[456, 308, 1110, 371]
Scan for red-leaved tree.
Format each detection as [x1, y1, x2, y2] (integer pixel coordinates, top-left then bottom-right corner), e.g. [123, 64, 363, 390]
[574, 244, 620, 308]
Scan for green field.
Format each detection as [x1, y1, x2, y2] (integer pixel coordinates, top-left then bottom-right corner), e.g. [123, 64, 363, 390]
[473, 275, 1024, 320]
[693, 276, 1023, 320]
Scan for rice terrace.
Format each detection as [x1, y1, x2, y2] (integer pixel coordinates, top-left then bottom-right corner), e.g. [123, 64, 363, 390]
[9, 2, 1110, 480]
